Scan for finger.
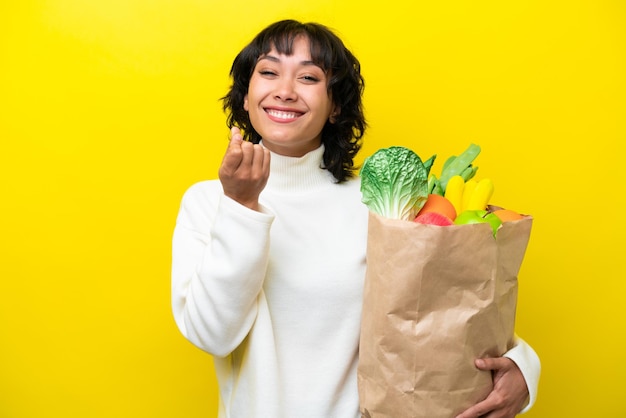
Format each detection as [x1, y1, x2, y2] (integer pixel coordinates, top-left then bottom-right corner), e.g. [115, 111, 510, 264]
[251, 144, 270, 176]
[220, 128, 245, 176]
[230, 126, 243, 143]
[456, 391, 506, 418]
[233, 145, 269, 188]
[261, 147, 271, 175]
[476, 357, 511, 372]
[455, 399, 491, 418]
[238, 139, 255, 171]
[225, 127, 245, 161]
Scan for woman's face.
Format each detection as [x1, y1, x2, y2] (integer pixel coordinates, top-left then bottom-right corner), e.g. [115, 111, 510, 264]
[244, 36, 337, 157]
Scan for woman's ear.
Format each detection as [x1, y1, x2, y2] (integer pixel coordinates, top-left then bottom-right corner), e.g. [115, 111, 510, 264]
[244, 95, 249, 111]
[329, 105, 340, 123]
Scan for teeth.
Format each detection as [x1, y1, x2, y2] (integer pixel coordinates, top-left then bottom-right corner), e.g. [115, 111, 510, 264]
[267, 109, 299, 120]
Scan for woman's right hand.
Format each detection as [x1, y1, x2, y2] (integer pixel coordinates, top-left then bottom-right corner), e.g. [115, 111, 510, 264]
[218, 127, 271, 211]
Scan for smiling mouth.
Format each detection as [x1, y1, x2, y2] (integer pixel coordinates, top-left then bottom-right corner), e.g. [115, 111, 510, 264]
[265, 108, 303, 121]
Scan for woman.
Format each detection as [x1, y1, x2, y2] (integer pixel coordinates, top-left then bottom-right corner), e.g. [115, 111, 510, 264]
[171, 19, 539, 418]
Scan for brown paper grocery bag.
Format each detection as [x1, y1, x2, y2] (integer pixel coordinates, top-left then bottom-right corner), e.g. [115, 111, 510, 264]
[358, 212, 533, 418]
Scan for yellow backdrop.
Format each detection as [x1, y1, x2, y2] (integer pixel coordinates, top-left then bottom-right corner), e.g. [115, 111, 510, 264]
[1, 0, 625, 417]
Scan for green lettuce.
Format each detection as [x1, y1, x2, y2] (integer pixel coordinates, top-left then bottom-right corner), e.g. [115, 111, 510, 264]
[360, 146, 432, 221]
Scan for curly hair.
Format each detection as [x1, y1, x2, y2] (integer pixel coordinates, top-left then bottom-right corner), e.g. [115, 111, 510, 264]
[221, 20, 366, 183]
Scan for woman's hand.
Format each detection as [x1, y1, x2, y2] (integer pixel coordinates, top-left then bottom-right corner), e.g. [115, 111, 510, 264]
[455, 357, 529, 418]
[218, 127, 270, 211]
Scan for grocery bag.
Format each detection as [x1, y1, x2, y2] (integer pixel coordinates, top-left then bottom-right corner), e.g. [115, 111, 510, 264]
[357, 212, 533, 418]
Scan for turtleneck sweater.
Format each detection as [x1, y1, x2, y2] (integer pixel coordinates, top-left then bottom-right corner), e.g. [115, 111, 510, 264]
[171, 145, 539, 418]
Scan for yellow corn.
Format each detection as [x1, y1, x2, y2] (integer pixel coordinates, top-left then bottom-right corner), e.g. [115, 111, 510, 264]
[460, 179, 477, 212]
[444, 175, 465, 215]
[465, 178, 495, 211]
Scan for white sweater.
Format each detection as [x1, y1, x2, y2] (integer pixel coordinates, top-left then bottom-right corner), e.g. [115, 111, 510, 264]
[171, 145, 540, 418]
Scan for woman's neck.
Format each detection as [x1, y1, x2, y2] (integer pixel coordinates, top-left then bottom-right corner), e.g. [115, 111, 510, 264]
[264, 144, 334, 193]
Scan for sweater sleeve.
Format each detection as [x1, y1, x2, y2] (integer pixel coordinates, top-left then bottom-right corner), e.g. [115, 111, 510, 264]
[171, 183, 274, 357]
[503, 336, 541, 413]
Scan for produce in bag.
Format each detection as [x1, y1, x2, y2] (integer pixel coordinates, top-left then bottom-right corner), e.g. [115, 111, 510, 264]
[357, 145, 533, 418]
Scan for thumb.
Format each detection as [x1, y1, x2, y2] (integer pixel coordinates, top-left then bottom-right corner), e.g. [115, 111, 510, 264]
[221, 126, 245, 172]
[475, 357, 510, 372]
[230, 126, 243, 144]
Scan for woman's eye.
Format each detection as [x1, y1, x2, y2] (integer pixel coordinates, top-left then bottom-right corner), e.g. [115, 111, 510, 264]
[259, 70, 277, 77]
[301, 75, 320, 83]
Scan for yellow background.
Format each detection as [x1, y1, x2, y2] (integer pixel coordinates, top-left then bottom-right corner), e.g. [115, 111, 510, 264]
[1, 0, 624, 417]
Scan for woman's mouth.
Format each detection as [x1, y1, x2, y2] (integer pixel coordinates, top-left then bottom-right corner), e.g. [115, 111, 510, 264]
[265, 108, 303, 122]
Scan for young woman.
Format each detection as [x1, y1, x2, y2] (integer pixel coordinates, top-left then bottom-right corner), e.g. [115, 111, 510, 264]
[171, 19, 540, 418]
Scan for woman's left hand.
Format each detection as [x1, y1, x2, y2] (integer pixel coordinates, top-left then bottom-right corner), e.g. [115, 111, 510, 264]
[455, 357, 528, 418]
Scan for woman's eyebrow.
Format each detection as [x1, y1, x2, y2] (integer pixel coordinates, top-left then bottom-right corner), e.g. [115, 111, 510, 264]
[257, 55, 280, 63]
[257, 55, 321, 68]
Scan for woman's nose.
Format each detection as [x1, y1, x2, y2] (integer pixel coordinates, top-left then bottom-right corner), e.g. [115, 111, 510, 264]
[274, 78, 297, 101]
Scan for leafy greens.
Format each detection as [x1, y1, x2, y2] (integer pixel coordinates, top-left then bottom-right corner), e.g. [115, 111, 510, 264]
[360, 146, 433, 220]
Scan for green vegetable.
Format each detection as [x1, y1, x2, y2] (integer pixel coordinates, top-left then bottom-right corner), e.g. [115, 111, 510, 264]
[441, 155, 457, 173]
[422, 154, 436, 175]
[360, 146, 431, 220]
[427, 173, 443, 195]
[438, 143, 481, 193]
[460, 165, 479, 182]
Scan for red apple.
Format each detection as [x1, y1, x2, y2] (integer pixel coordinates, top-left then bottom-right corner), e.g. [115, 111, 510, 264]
[414, 212, 454, 226]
